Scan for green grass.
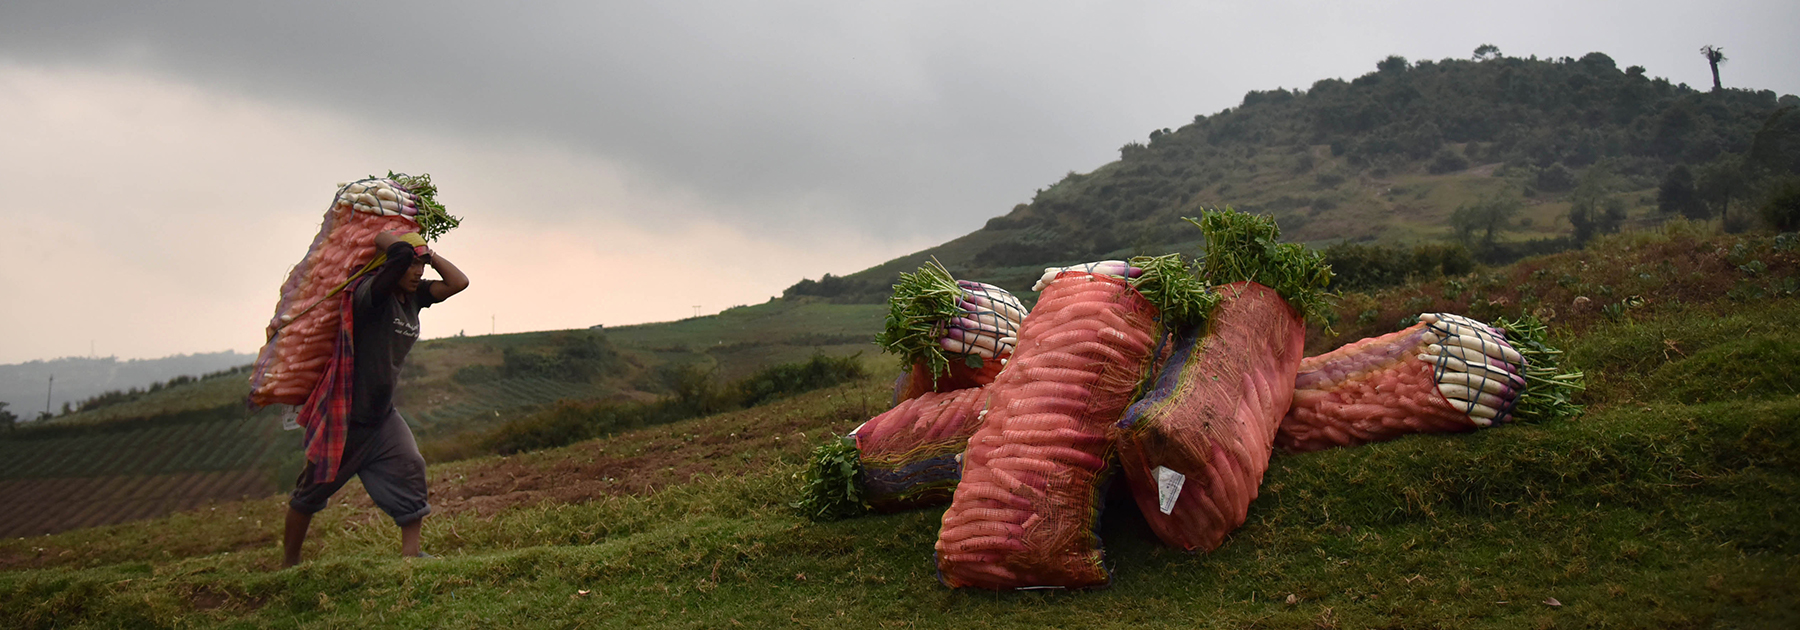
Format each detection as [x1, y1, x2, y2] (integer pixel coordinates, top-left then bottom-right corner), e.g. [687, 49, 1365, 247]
[3, 288, 1796, 627]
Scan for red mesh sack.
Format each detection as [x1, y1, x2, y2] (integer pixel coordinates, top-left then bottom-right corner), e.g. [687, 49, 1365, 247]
[1113, 281, 1306, 552]
[1277, 314, 1524, 452]
[891, 357, 1007, 406]
[934, 272, 1159, 590]
[850, 386, 992, 512]
[251, 181, 421, 406]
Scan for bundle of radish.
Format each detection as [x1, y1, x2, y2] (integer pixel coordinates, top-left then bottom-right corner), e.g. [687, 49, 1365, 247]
[1029, 259, 1143, 291]
[249, 173, 459, 407]
[876, 260, 1026, 404]
[1276, 312, 1583, 452]
[795, 386, 993, 519]
[935, 263, 1186, 590]
[795, 262, 1025, 520]
[1113, 209, 1331, 552]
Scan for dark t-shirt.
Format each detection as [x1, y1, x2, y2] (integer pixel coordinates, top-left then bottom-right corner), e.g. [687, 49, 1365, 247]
[350, 242, 441, 425]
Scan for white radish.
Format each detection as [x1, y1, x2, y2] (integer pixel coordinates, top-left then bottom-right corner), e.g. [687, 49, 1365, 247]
[1438, 371, 1514, 396]
[1421, 312, 1503, 335]
[1420, 354, 1525, 387]
[1425, 343, 1519, 370]
[1437, 383, 1509, 409]
[1426, 321, 1509, 347]
[1417, 352, 1516, 376]
[958, 310, 1020, 335]
[353, 203, 417, 222]
[1032, 260, 1135, 291]
[944, 328, 1011, 352]
[939, 339, 999, 359]
[957, 280, 1015, 296]
[965, 288, 1027, 314]
[962, 295, 1027, 324]
[951, 317, 1015, 337]
[1428, 320, 1500, 340]
[354, 196, 417, 213]
[1453, 401, 1501, 421]
[352, 202, 396, 217]
[1430, 333, 1525, 366]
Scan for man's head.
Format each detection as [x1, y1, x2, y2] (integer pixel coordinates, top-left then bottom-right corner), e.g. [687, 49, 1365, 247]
[396, 232, 432, 294]
[398, 256, 429, 294]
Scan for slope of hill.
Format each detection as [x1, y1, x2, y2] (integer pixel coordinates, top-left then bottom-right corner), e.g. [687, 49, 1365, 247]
[0, 300, 883, 537]
[788, 53, 1799, 302]
[0, 352, 254, 422]
[1, 225, 1794, 628]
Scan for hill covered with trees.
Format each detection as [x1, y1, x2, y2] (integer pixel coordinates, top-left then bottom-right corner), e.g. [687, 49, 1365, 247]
[0, 352, 255, 424]
[785, 48, 1800, 302]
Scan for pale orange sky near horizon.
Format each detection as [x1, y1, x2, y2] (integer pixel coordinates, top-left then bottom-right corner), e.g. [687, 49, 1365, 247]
[0, 65, 934, 364]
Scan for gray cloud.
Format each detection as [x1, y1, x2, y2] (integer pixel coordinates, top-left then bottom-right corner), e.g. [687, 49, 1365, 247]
[2, 2, 1107, 239]
[4, 1, 1796, 241]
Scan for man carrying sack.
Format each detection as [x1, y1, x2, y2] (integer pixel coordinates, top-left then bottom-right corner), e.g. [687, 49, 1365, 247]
[282, 230, 469, 567]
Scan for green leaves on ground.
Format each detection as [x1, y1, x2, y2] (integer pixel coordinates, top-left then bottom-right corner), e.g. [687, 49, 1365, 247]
[1494, 314, 1585, 423]
[792, 435, 869, 522]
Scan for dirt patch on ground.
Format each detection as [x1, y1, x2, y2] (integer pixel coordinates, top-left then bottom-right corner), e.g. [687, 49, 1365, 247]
[1466, 162, 1503, 177]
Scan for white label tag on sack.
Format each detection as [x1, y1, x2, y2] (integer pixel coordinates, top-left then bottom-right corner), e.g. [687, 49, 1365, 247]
[1154, 466, 1186, 514]
[280, 405, 300, 431]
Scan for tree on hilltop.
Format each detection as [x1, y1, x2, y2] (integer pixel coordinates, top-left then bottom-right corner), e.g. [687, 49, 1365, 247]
[1700, 45, 1727, 91]
[1473, 44, 1501, 61]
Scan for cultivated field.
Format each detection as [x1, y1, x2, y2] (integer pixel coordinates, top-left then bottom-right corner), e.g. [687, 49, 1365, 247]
[0, 470, 273, 538]
[0, 300, 889, 539]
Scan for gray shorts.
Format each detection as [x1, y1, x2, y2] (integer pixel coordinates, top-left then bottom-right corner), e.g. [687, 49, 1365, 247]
[289, 409, 431, 525]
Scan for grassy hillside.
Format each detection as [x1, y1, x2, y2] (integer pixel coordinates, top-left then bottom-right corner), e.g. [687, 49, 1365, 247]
[787, 53, 1799, 303]
[1, 225, 1794, 628]
[0, 352, 253, 422]
[0, 301, 884, 538]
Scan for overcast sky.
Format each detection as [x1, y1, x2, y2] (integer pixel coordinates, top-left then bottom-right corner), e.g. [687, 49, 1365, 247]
[2, 1, 1794, 365]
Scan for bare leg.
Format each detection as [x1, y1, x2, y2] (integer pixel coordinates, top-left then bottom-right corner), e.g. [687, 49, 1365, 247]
[401, 517, 424, 557]
[282, 507, 313, 568]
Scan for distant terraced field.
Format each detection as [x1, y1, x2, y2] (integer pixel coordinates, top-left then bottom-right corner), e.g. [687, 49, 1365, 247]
[0, 470, 272, 538]
[0, 405, 295, 537]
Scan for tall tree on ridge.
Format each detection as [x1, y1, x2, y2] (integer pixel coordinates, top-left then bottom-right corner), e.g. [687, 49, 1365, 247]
[1700, 45, 1727, 91]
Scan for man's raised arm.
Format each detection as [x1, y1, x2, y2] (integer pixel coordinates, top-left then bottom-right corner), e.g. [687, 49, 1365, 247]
[427, 252, 469, 301]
